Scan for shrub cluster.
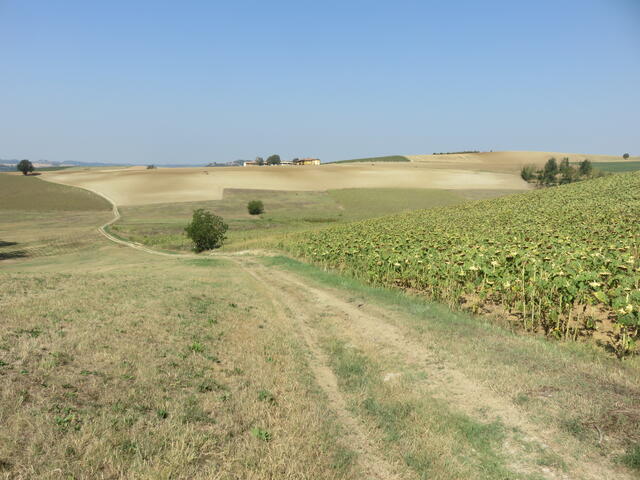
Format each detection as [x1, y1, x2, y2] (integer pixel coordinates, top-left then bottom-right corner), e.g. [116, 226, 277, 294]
[521, 158, 602, 187]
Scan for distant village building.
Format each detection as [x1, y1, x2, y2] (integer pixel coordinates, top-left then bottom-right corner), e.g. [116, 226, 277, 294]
[293, 158, 321, 166]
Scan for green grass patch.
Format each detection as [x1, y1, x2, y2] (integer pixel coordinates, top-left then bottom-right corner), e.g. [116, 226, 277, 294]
[589, 161, 640, 172]
[328, 188, 465, 217]
[621, 443, 640, 470]
[324, 338, 523, 479]
[183, 258, 225, 267]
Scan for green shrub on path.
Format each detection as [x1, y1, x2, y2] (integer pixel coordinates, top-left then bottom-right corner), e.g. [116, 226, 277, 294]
[247, 200, 264, 215]
[184, 209, 228, 252]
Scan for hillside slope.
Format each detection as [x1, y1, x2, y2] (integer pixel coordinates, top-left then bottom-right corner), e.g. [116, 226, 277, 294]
[41, 163, 527, 206]
[407, 151, 639, 174]
[282, 172, 640, 356]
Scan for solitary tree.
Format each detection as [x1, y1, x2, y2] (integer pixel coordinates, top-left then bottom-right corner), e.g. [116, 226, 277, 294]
[247, 200, 264, 215]
[623, 153, 630, 160]
[255, 156, 265, 166]
[184, 209, 228, 252]
[578, 159, 592, 176]
[17, 159, 34, 175]
[266, 154, 281, 165]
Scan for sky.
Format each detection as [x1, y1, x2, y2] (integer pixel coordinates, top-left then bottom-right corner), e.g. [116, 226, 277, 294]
[1, 0, 639, 165]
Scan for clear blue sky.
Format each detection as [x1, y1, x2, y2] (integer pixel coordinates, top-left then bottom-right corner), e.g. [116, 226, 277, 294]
[1, 0, 638, 164]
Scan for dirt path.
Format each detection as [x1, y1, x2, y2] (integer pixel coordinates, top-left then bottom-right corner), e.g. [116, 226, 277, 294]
[237, 261, 408, 480]
[231, 256, 634, 480]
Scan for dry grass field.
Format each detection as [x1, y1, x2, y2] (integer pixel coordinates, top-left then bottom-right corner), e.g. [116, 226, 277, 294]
[2, 161, 639, 479]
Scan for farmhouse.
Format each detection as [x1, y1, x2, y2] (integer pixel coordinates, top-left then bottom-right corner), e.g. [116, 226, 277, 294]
[293, 158, 321, 166]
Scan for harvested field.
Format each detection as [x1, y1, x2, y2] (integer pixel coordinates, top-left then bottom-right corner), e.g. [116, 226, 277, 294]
[406, 151, 639, 174]
[42, 162, 528, 206]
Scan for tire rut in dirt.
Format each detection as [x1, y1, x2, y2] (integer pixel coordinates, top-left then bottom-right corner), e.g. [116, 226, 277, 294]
[233, 257, 408, 480]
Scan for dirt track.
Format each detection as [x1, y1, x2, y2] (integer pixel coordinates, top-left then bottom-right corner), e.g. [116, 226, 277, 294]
[231, 256, 634, 480]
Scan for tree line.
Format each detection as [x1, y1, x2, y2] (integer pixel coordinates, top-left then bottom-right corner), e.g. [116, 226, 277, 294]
[520, 158, 602, 186]
[254, 154, 282, 165]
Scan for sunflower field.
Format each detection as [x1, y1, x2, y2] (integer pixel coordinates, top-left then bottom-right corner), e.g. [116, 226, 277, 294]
[281, 172, 640, 356]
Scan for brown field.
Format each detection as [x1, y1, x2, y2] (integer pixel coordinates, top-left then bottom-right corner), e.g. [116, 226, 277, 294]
[406, 150, 638, 174]
[42, 161, 528, 206]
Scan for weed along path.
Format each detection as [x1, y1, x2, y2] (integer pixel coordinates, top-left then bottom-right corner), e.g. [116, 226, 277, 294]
[31, 179, 637, 479]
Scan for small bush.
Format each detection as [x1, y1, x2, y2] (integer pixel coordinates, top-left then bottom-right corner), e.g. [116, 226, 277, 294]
[247, 200, 264, 215]
[184, 209, 228, 252]
[623, 153, 630, 160]
[520, 164, 536, 182]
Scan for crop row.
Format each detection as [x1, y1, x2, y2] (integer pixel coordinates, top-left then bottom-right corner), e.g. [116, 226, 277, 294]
[282, 172, 640, 356]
